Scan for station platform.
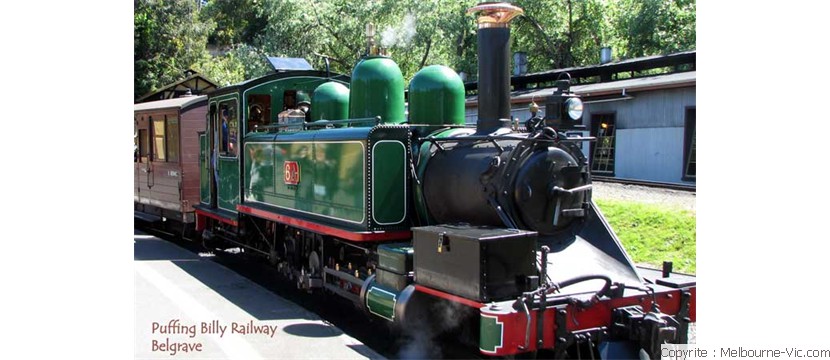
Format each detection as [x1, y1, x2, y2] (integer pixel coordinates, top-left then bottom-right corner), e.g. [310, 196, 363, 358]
[134, 230, 384, 359]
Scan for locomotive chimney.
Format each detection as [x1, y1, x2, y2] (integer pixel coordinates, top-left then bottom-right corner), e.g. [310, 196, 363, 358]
[468, 2, 523, 134]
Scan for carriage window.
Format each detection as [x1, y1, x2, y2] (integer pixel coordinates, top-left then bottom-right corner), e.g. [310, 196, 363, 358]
[152, 117, 166, 162]
[138, 129, 149, 161]
[218, 101, 238, 157]
[166, 116, 180, 162]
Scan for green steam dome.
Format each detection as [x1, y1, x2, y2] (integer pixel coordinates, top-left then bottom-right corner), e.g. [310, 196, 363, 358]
[310, 82, 350, 121]
[349, 55, 405, 124]
[408, 65, 466, 129]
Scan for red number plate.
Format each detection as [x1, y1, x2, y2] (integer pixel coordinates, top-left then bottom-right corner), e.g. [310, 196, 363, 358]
[284, 161, 300, 185]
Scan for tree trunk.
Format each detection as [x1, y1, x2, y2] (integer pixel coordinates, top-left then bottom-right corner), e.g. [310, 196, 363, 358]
[567, 0, 574, 67]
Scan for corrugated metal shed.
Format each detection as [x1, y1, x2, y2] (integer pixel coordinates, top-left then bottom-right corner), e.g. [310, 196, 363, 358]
[465, 71, 696, 106]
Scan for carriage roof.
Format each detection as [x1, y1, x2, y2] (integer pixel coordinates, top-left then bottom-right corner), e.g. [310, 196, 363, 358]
[134, 95, 208, 112]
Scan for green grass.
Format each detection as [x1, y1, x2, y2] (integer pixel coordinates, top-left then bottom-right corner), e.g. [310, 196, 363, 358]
[595, 199, 696, 274]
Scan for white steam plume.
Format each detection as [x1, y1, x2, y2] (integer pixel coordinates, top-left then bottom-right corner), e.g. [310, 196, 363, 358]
[381, 14, 417, 48]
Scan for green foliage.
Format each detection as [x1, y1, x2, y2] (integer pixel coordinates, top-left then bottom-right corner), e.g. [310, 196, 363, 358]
[193, 44, 272, 86]
[595, 199, 696, 274]
[609, 0, 696, 59]
[200, 0, 270, 47]
[192, 48, 246, 87]
[134, 0, 211, 99]
[135, 0, 696, 99]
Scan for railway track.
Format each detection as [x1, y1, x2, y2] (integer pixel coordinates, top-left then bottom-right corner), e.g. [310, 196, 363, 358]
[591, 175, 696, 192]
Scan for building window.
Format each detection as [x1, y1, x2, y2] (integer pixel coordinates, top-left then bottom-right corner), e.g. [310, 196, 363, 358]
[218, 101, 238, 157]
[684, 108, 696, 179]
[590, 113, 616, 175]
[152, 116, 166, 162]
[166, 116, 180, 163]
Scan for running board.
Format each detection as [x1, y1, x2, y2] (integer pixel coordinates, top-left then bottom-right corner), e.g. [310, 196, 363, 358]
[134, 210, 162, 223]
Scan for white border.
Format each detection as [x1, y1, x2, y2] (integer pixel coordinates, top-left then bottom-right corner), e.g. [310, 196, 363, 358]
[371, 140, 407, 225]
[244, 140, 367, 225]
[479, 313, 505, 354]
[366, 286, 397, 321]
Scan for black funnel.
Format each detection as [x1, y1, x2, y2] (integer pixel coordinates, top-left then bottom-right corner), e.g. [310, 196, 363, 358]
[468, 2, 524, 134]
[477, 27, 511, 133]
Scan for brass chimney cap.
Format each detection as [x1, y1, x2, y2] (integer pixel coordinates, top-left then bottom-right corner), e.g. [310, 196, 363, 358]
[467, 2, 524, 27]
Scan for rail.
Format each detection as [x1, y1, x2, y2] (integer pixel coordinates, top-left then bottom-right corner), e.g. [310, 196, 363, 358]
[253, 116, 382, 132]
[592, 175, 696, 192]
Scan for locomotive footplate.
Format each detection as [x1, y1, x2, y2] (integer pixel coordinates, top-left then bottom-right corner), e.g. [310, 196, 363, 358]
[193, 204, 239, 231]
[478, 283, 696, 358]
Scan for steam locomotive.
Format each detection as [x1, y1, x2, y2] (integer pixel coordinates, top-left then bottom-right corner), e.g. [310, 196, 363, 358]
[138, 2, 696, 358]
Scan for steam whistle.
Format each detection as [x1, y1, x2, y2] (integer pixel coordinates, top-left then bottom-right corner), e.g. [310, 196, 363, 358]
[365, 23, 378, 56]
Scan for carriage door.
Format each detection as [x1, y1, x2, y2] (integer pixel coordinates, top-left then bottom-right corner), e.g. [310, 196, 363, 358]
[135, 115, 152, 203]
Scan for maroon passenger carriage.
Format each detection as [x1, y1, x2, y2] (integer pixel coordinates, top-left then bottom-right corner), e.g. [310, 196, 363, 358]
[134, 94, 208, 235]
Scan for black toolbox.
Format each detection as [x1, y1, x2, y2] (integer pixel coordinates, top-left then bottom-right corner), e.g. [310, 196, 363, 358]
[413, 225, 538, 302]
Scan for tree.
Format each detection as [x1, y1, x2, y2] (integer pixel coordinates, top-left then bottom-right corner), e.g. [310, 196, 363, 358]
[135, 0, 696, 95]
[134, 0, 212, 100]
[200, 0, 270, 48]
[511, 0, 611, 71]
[610, 0, 696, 59]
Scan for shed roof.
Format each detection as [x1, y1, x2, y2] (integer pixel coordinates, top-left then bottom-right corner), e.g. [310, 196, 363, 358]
[134, 95, 207, 112]
[135, 71, 218, 103]
[465, 71, 696, 106]
[464, 50, 696, 92]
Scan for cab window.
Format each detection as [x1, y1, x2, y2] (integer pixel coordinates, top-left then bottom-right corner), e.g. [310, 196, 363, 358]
[247, 94, 271, 133]
[218, 101, 238, 157]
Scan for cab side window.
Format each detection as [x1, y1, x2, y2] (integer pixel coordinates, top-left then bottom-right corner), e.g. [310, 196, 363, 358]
[218, 101, 238, 157]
